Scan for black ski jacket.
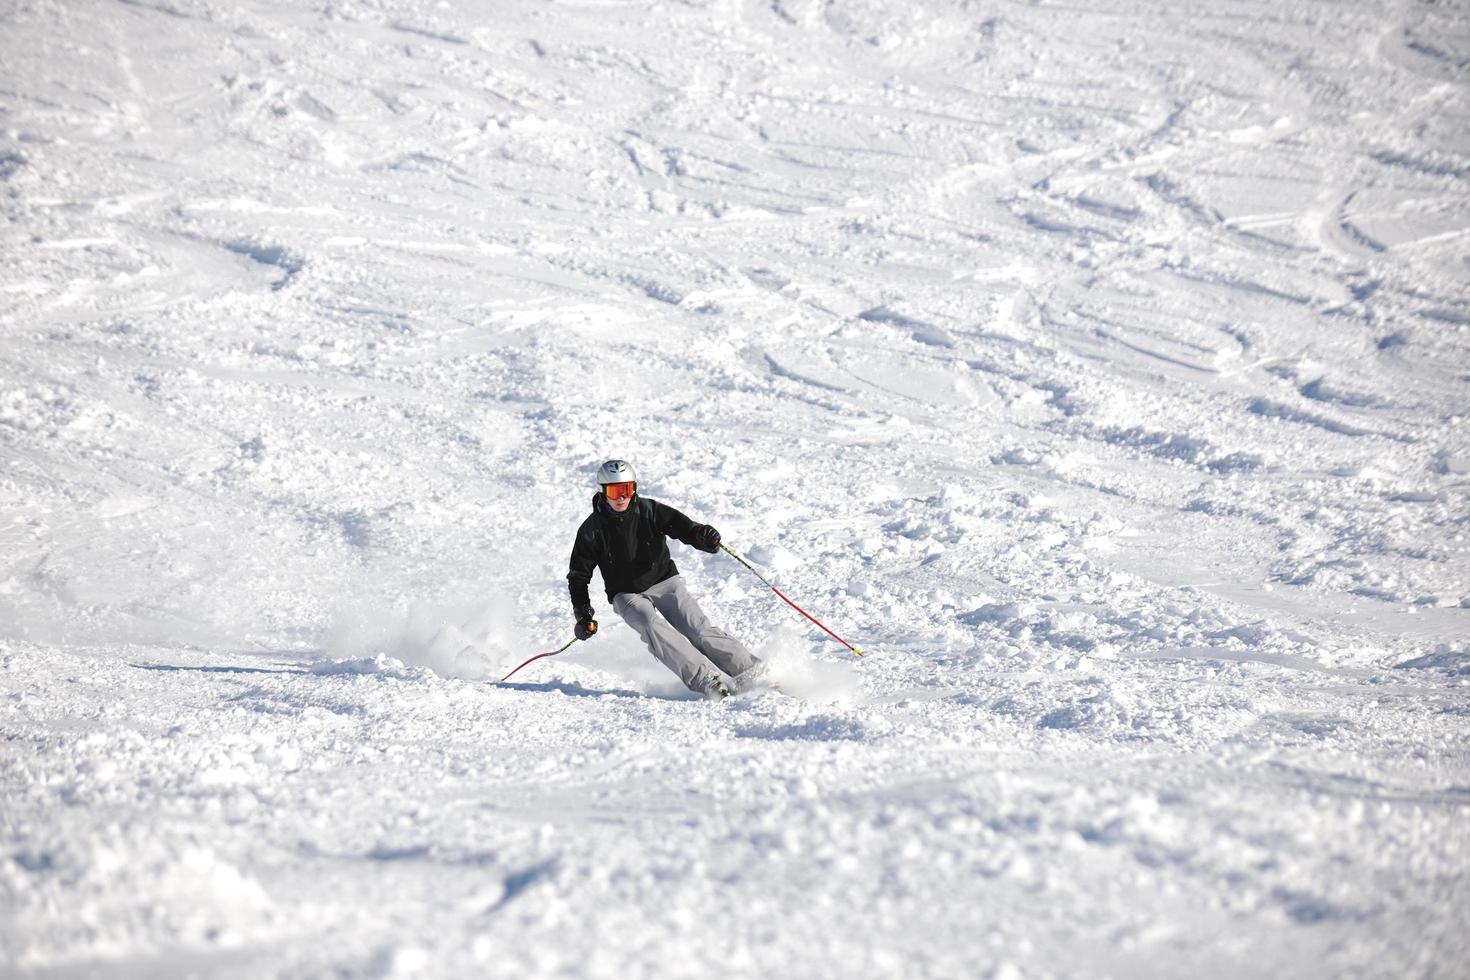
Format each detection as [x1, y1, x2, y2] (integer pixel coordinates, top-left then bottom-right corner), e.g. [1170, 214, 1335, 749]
[567, 493, 708, 615]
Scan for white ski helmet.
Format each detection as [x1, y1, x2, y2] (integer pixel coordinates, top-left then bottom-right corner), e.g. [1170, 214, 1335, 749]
[596, 459, 637, 485]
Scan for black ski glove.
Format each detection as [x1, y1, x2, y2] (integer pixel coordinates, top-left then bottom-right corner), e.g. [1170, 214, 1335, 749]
[575, 616, 598, 641]
[694, 525, 721, 554]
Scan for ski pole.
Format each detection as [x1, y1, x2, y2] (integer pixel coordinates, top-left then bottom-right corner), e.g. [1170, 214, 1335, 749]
[721, 544, 862, 656]
[498, 638, 577, 683]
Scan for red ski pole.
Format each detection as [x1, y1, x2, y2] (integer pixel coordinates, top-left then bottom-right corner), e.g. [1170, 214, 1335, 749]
[721, 545, 862, 656]
[498, 638, 578, 683]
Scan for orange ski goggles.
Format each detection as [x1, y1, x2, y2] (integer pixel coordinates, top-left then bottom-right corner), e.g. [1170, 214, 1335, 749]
[603, 481, 636, 501]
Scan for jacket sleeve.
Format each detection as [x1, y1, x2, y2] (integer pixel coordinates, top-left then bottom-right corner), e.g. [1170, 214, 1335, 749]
[566, 523, 598, 618]
[650, 499, 704, 549]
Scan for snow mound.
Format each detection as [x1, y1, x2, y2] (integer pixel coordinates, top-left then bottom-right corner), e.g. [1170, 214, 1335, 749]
[8, 829, 273, 967]
[744, 543, 801, 573]
[1394, 648, 1470, 677]
[322, 597, 520, 681]
[757, 623, 862, 703]
[307, 653, 408, 677]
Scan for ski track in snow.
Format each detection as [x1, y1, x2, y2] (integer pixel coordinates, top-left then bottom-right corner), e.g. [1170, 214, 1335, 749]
[1, 0, 1468, 976]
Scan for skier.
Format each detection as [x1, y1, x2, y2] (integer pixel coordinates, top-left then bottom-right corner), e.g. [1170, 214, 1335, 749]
[567, 459, 763, 699]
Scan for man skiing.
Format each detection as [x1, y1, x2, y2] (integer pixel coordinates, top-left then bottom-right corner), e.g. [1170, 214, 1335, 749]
[567, 459, 762, 699]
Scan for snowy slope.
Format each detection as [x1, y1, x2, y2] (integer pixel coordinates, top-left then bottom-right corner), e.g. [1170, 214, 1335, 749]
[2, 0, 1468, 976]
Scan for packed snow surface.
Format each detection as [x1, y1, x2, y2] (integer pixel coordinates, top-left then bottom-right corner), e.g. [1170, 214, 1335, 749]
[3, 0, 1469, 976]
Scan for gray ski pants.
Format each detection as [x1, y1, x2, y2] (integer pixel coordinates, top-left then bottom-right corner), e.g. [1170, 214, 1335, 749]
[612, 575, 758, 695]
